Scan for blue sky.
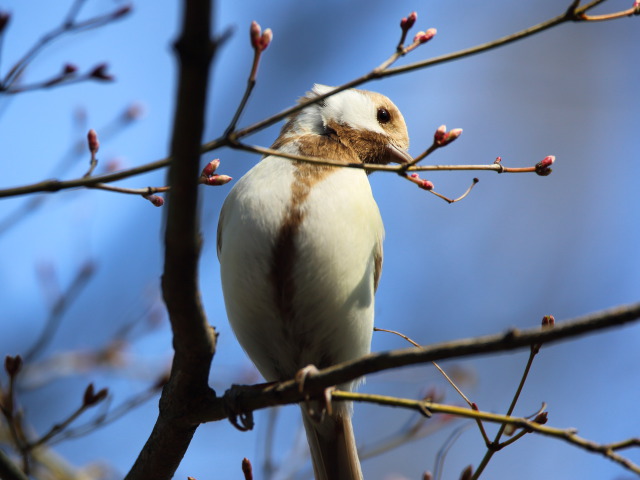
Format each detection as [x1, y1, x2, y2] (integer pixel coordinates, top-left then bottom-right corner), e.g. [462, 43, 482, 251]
[0, 1, 639, 479]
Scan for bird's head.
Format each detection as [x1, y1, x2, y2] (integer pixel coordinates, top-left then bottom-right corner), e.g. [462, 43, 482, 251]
[289, 84, 412, 165]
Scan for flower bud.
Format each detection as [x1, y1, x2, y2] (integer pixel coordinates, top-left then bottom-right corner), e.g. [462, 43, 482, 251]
[434, 125, 447, 144]
[420, 179, 434, 191]
[4, 355, 22, 377]
[414, 28, 437, 44]
[83, 383, 108, 406]
[250, 21, 262, 48]
[542, 315, 555, 327]
[434, 125, 463, 146]
[259, 28, 273, 51]
[400, 11, 417, 31]
[87, 129, 99, 154]
[445, 128, 463, 145]
[202, 174, 232, 186]
[144, 194, 165, 207]
[535, 155, 555, 176]
[201, 159, 221, 178]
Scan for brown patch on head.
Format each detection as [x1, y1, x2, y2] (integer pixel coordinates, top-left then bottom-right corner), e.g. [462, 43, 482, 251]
[360, 90, 409, 152]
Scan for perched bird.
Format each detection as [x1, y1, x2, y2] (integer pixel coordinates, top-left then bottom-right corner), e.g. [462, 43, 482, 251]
[217, 84, 411, 480]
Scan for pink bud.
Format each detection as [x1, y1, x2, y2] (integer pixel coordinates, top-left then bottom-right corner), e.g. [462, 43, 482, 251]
[420, 179, 434, 191]
[201, 159, 221, 177]
[410, 173, 419, 178]
[144, 194, 165, 207]
[494, 156, 502, 164]
[250, 21, 262, 48]
[414, 28, 437, 44]
[203, 174, 232, 186]
[539, 155, 555, 168]
[259, 28, 273, 51]
[434, 126, 463, 146]
[535, 155, 555, 176]
[434, 125, 447, 144]
[87, 129, 99, 154]
[444, 128, 463, 145]
[400, 11, 417, 31]
[542, 315, 555, 327]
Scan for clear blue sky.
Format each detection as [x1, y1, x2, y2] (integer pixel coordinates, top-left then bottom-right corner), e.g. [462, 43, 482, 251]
[1, 1, 639, 479]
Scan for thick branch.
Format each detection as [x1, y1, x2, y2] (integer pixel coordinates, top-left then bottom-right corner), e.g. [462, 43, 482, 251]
[124, 1, 216, 479]
[0, 449, 29, 480]
[195, 302, 640, 422]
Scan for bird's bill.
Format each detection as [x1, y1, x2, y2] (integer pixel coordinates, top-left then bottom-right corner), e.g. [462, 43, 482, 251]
[385, 144, 413, 164]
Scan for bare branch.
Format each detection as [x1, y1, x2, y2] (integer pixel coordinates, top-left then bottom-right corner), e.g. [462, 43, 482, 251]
[124, 0, 217, 478]
[0, 0, 623, 200]
[191, 302, 640, 424]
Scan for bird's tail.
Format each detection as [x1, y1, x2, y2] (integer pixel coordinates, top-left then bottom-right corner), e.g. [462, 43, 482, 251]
[301, 405, 363, 480]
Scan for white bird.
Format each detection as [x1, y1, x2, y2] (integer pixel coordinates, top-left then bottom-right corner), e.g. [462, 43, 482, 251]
[217, 84, 411, 480]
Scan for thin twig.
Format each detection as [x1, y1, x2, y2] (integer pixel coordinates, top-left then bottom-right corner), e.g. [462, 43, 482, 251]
[1, 3, 130, 90]
[24, 260, 96, 362]
[332, 391, 640, 475]
[0, 0, 624, 199]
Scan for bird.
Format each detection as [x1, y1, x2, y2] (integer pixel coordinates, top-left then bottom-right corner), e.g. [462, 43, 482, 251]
[217, 84, 411, 480]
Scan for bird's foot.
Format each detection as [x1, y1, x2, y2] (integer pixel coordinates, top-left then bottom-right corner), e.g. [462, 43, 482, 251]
[295, 364, 336, 420]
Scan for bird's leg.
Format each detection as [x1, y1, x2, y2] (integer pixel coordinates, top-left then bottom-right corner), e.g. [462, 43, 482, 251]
[295, 365, 337, 421]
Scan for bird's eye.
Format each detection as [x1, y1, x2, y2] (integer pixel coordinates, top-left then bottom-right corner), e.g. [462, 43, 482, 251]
[377, 107, 391, 124]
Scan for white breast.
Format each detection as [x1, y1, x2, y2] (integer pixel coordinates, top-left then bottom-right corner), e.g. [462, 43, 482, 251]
[218, 153, 383, 384]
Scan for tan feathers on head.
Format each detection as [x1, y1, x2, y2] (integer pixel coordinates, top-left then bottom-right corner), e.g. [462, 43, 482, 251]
[273, 84, 412, 166]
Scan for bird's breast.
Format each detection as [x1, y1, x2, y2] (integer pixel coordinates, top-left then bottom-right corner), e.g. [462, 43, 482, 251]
[218, 149, 383, 381]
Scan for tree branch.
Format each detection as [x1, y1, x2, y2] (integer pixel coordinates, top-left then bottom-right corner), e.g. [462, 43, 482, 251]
[0, 448, 29, 480]
[194, 302, 640, 423]
[124, 0, 217, 479]
[0, 0, 626, 200]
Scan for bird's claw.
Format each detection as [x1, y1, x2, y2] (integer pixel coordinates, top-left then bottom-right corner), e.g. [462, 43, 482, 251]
[295, 364, 336, 420]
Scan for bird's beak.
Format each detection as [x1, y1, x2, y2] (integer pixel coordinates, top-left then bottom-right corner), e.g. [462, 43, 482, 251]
[385, 144, 413, 164]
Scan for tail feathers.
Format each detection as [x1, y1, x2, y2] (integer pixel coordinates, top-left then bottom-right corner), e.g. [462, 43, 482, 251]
[301, 407, 363, 480]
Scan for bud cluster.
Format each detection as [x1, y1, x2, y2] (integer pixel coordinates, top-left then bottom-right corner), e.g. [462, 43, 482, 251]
[434, 125, 463, 147]
[199, 159, 232, 186]
[250, 21, 272, 52]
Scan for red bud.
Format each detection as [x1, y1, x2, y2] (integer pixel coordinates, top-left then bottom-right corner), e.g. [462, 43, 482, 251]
[535, 155, 555, 176]
[414, 28, 437, 44]
[87, 129, 99, 154]
[144, 194, 164, 207]
[400, 12, 417, 31]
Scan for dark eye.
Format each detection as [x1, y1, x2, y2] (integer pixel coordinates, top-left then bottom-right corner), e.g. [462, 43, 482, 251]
[377, 107, 391, 124]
